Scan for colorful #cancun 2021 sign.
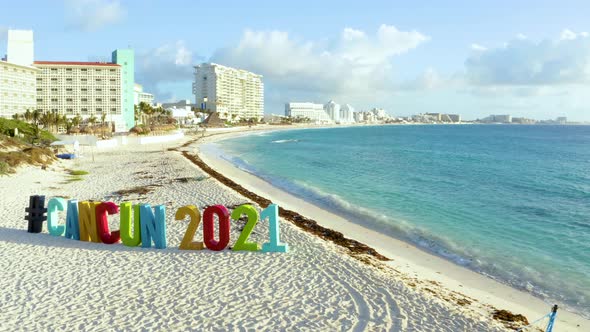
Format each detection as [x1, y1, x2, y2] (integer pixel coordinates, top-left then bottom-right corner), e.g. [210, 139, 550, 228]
[24, 195, 289, 253]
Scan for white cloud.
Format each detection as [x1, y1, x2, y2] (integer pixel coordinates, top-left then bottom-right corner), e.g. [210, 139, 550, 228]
[136, 41, 199, 101]
[64, 0, 125, 31]
[342, 28, 366, 41]
[560, 29, 578, 40]
[465, 32, 590, 86]
[516, 33, 527, 40]
[211, 25, 429, 100]
[471, 43, 487, 51]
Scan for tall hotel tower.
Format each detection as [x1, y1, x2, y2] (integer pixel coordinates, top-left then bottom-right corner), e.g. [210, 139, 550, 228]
[193, 63, 263, 122]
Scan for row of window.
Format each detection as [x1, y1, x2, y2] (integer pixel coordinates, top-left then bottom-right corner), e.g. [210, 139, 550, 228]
[1, 66, 36, 74]
[36, 88, 118, 92]
[38, 108, 120, 115]
[46, 68, 117, 73]
[37, 98, 119, 102]
[37, 78, 119, 83]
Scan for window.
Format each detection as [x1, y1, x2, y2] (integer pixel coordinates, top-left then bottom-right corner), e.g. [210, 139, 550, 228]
[81, 88, 87, 92]
[109, 69, 116, 72]
[81, 98, 88, 102]
[96, 88, 102, 92]
[81, 78, 87, 82]
[96, 108, 103, 113]
[110, 98, 117, 102]
[51, 98, 58, 102]
[66, 108, 73, 113]
[51, 68, 57, 72]
[110, 108, 116, 113]
[96, 98, 102, 102]
[96, 78, 102, 82]
[51, 88, 58, 92]
[66, 98, 73, 102]
[96, 69, 102, 72]
[66, 68, 72, 72]
[110, 79, 116, 82]
[51, 78, 57, 82]
[36, 98, 43, 102]
[66, 78, 73, 82]
[36, 78, 42, 82]
[66, 88, 73, 92]
[81, 108, 88, 113]
[81, 69, 87, 72]
[110, 88, 116, 92]
[36, 88, 42, 92]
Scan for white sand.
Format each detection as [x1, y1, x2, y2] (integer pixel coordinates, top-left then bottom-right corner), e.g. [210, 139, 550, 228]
[0, 131, 582, 331]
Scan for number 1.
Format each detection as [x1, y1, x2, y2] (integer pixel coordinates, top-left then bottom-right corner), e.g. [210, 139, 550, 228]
[261, 204, 289, 253]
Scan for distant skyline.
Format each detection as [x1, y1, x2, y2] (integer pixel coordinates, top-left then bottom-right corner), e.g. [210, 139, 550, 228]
[1, 0, 589, 121]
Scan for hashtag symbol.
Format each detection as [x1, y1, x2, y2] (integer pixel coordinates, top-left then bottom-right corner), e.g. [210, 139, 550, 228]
[25, 195, 47, 233]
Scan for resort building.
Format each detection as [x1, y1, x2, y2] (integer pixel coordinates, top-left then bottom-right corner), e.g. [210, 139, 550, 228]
[0, 60, 39, 118]
[285, 102, 331, 123]
[324, 100, 341, 123]
[112, 49, 135, 130]
[6, 30, 34, 67]
[0, 30, 39, 119]
[193, 63, 264, 122]
[34, 61, 127, 132]
[340, 104, 355, 124]
[371, 108, 387, 120]
[134, 83, 154, 106]
[481, 114, 512, 123]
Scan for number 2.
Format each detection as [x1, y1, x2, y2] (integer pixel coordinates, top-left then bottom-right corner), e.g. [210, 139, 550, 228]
[231, 204, 260, 251]
[176, 205, 204, 250]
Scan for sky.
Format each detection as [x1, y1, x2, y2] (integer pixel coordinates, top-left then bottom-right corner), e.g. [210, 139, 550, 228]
[1, 0, 589, 121]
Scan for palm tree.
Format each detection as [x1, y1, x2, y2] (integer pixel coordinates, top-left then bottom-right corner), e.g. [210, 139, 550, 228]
[134, 104, 141, 124]
[101, 113, 107, 137]
[40, 112, 51, 130]
[24, 109, 32, 123]
[72, 114, 82, 129]
[12, 113, 20, 120]
[65, 119, 74, 134]
[88, 115, 97, 128]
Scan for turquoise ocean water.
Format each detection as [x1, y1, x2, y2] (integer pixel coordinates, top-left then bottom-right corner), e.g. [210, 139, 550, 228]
[210, 125, 590, 317]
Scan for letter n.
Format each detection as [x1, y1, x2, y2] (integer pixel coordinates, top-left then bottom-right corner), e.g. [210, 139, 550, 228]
[139, 204, 167, 249]
[78, 201, 101, 243]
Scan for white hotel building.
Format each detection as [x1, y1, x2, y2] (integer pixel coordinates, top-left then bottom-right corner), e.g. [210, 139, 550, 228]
[0, 61, 39, 118]
[285, 102, 332, 124]
[0, 30, 38, 118]
[34, 61, 127, 131]
[193, 63, 264, 122]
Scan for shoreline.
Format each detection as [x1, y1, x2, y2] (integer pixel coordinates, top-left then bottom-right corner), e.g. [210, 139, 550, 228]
[186, 125, 589, 331]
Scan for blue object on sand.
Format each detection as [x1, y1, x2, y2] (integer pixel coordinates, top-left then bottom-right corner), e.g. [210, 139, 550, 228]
[56, 153, 76, 159]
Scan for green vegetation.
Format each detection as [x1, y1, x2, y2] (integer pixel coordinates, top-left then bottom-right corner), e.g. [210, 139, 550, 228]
[131, 102, 177, 135]
[65, 176, 84, 183]
[0, 118, 56, 144]
[69, 170, 89, 176]
[0, 161, 10, 176]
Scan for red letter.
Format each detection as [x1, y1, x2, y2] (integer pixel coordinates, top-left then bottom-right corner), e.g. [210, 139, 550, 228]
[96, 202, 121, 244]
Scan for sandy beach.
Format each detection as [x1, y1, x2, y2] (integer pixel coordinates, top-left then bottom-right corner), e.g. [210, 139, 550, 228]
[0, 127, 586, 331]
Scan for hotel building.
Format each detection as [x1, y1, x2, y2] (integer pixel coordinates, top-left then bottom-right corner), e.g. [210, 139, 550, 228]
[193, 63, 264, 121]
[34, 61, 128, 132]
[0, 30, 39, 118]
[134, 83, 154, 106]
[0, 61, 39, 118]
[285, 102, 332, 124]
